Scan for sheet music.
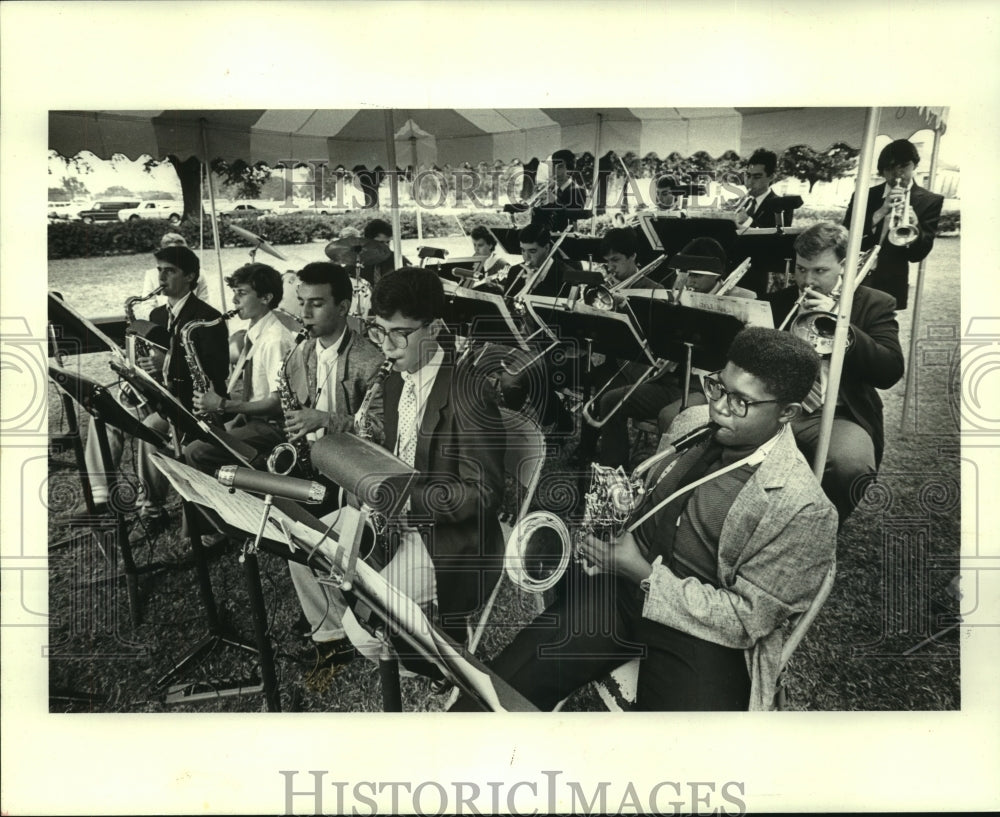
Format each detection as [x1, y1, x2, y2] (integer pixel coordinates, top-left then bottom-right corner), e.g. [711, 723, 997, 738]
[149, 452, 299, 544]
[678, 290, 774, 326]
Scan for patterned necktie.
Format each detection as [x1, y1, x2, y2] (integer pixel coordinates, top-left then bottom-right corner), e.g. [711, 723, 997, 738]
[744, 196, 757, 217]
[398, 375, 418, 468]
[240, 337, 254, 402]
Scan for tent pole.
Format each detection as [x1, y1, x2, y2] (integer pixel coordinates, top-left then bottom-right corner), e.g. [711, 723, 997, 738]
[590, 113, 603, 234]
[411, 135, 423, 242]
[200, 119, 226, 310]
[812, 107, 882, 481]
[384, 110, 403, 269]
[899, 123, 943, 433]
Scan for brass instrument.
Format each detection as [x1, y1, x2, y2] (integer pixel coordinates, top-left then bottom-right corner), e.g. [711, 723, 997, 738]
[505, 423, 718, 593]
[124, 285, 164, 363]
[267, 328, 313, 476]
[351, 360, 396, 549]
[180, 308, 240, 421]
[786, 246, 880, 355]
[582, 255, 668, 310]
[887, 178, 918, 247]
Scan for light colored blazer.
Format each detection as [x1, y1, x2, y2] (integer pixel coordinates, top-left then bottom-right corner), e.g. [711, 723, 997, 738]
[641, 424, 838, 710]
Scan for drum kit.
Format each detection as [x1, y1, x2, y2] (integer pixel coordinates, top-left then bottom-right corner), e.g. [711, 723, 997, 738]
[324, 237, 393, 320]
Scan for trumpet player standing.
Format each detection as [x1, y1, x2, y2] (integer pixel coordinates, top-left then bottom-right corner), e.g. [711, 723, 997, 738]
[767, 223, 904, 523]
[843, 138, 944, 310]
[452, 328, 836, 711]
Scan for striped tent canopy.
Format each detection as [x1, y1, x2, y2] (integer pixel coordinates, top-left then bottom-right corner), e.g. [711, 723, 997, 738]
[48, 107, 948, 168]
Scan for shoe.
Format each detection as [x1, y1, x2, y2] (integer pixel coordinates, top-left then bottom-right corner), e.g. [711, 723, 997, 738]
[291, 613, 313, 639]
[429, 677, 454, 695]
[294, 638, 356, 670]
[128, 509, 172, 544]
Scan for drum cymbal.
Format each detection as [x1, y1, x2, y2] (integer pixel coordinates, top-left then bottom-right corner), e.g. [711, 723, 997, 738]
[324, 238, 393, 268]
[229, 223, 288, 261]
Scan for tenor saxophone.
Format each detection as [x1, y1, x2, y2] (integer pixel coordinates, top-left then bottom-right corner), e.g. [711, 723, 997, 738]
[352, 360, 395, 546]
[124, 285, 164, 362]
[180, 308, 239, 420]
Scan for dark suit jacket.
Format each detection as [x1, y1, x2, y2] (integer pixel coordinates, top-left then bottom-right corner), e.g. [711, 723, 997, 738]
[532, 179, 588, 232]
[768, 284, 904, 466]
[501, 256, 573, 299]
[150, 295, 229, 412]
[843, 182, 944, 309]
[379, 354, 506, 640]
[750, 190, 795, 228]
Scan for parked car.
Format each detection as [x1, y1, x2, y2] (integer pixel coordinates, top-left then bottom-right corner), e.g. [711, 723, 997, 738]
[47, 202, 77, 221]
[117, 200, 182, 224]
[218, 201, 274, 217]
[77, 200, 141, 224]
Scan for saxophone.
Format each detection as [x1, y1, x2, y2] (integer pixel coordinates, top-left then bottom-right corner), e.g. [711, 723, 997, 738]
[352, 360, 395, 548]
[124, 286, 164, 363]
[180, 308, 239, 420]
[266, 328, 313, 477]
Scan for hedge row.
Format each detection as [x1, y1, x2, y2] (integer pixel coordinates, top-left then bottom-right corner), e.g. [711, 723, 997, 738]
[47, 210, 516, 259]
[47, 207, 960, 260]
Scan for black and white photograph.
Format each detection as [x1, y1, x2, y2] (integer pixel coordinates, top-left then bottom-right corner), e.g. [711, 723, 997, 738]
[2, 2, 998, 815]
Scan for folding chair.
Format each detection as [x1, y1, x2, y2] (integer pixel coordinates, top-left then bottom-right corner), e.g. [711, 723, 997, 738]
[593, 562, 837, 712]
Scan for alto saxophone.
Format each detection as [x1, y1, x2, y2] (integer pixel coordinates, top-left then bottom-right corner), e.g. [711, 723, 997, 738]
[124, 285, 164, 364]
[121, 285, 164, 406]
[180, 308, 239, 420]
[266, 328, 313, 477]
[353, 360, 395, 545]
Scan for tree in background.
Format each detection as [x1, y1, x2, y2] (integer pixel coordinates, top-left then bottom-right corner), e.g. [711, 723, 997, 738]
[778, 142, 859, 192]
[98, 185, 136, 198]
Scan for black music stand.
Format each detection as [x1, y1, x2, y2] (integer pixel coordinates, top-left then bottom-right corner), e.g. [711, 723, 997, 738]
[47, 365, 170, 625]
[634, 215, 739, 267]
[441, 279, 530, 353]
[489, 227, 524, 256]
[625, 293, 748, 405]
[732, 228, 803, 296]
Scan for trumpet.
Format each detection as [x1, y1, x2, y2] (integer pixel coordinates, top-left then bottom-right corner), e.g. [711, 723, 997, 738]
[887, 177, 917, 247]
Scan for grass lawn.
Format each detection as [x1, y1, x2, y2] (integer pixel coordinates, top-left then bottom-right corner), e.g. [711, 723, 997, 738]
[45, 237, 961, 712]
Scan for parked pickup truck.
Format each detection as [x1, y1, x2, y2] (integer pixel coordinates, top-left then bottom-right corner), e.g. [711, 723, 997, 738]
[117, 201, 183, 223]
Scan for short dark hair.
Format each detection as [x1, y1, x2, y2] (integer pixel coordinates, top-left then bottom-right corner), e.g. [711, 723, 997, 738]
[680, 237, 728, 270]
[655, 174, 680, 191]
[470, 225, 496, 249]
[601, 228, 639, 259]
[727, 327, 820, 405]
[363, 218, 392, 240]
[518, 222, 551, 247]
[371, 267, 445, 324]
[794, 222, 848, 263]
[877, 139, 920, 173]
[297, 262, 352, 304]
[225, 262, 283, 307]
[154, 245, 200, 284]
[551, 149, 576, 170]
[747, 148, 778, 176]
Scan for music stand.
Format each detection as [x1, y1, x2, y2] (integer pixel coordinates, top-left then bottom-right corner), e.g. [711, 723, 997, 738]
[636, 216, 739, 267]
[489, 227, 524, 256]
[733, 228, 803, 296]
[47, 365, 170, 624]
[441, 279, 530, 354]
[624, 292, 752, 406]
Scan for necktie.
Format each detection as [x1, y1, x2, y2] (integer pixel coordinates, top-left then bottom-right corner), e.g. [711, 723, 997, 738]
[398, 375, 418, 468]
[744, 196, 757, 218]
[240, 338, 255, 403]
[162, 311, 176, 382]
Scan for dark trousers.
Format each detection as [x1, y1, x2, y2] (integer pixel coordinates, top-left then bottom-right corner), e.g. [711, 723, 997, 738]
[453, 567, 750, 711]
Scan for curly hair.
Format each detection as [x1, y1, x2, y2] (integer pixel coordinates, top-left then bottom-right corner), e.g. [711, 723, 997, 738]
[747, 148, 778, 176]
[726, 327, 820, 405]
[370, 267, 445, 323]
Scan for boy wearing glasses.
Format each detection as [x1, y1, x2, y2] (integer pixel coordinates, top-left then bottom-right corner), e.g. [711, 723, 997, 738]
[452, 327, 836, 711]
[768, 222, 904, 523]
[338, 267, 506, 668]
[842, 138, 944, 309]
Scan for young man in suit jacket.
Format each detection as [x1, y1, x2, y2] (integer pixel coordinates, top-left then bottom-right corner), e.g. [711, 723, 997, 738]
[79, 245, 229, 537]
[767, 222, 904, 522]
[282, 261, 387, 669]
[737, 148, 795, 229]
[452, 327, 837, 711]
[339, 267, 506, 669]
[843, 138, 944, 310]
